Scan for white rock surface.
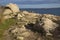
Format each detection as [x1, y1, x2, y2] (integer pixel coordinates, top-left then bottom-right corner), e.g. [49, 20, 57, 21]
[17, 14, 23, 19]
[2, 3, 20, 19]
[6, 3, 20, 13]
[42, 17, 58, 35]
[3, 9, 12, 15]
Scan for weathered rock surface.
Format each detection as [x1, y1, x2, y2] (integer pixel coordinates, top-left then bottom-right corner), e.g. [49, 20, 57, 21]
[6, 3, 20, 13]
[0, 3, 60, 40]
[0, 3, 20, 20]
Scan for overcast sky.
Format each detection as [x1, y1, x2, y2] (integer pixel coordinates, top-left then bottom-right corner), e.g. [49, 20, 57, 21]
[0, 0, 60, 8]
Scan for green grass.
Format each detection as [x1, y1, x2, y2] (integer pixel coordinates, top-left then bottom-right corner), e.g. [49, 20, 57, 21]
[0, 18, 16, 40]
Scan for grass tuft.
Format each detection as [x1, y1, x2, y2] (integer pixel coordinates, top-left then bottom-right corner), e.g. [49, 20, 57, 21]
[0, 18, 16, 40]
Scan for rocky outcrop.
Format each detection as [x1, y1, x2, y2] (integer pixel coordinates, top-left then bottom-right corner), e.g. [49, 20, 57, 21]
[0, 3, 20, 20]
[4, 13, 60, 40]
[6, 3, 20, 13]
[0, 3, 60, 40]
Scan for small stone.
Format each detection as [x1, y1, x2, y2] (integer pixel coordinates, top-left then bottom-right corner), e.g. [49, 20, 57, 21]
[17, 14, 23, 19]
[21, 32, 30, 37]
[17, 37, 24, 40]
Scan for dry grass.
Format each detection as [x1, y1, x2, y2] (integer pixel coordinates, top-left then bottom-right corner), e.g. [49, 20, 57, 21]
[0, 18, 16, 40]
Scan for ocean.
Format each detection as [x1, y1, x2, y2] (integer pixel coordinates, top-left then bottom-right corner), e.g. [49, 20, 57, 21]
[20, 8, 60, 16]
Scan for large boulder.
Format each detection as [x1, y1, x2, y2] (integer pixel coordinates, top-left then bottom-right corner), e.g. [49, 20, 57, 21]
[3, 3, 20, 19]
[41, 17, 59, 36]
[4, 3, 20, 15]
[6, 3, 20, 13]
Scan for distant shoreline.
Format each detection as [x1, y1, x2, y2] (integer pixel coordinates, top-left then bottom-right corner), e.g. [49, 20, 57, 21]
[20, 8, 60, 16]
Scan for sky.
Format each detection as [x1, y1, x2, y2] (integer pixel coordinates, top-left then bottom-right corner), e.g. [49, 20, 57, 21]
[0, 0, 60, 8]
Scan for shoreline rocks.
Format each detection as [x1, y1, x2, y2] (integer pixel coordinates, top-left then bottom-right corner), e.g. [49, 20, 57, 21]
[0, 3, 60, 40]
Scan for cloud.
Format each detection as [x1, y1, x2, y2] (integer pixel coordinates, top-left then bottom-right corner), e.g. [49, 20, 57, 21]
[23, 0, 44, 1]
[18, 4, 60, 8]
[0, 0, 60, 5]
[0, 0, 60, 8]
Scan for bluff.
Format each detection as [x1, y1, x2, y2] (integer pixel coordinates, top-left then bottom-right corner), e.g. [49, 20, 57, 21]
[0, 3, 60, 40]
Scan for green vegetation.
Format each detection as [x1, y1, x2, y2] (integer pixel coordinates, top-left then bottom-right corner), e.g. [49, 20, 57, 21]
[0, 18, 16, 40]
